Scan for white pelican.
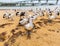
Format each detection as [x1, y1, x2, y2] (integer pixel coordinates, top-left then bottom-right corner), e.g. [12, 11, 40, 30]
[19, 18, 28, 25]
[16, 11, 21, 16]
[48, 12, 57, 19]
[30, 14, 39, 20]
[3, 11, 9, 19]
[24, 18, 34, 30]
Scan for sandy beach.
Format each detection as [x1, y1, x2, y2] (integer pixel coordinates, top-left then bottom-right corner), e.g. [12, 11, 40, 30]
[0, 9, 60, 46]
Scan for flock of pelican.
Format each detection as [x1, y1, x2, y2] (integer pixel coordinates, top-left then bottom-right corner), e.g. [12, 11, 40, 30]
[2, 7, 60, 30]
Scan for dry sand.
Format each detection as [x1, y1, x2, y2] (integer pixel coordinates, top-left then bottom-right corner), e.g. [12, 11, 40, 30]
[0, 10, 60, 46]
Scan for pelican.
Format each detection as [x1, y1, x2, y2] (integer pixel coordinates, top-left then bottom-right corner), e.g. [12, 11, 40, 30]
[8, 13, 14, 21]
[19, 18, 28, 25]
[3, 10, 14, 21]
[48, 12, 57, 19]
[39, 11, 44, 16]
[24, 18, 34, 30]
[48, 15, 56, 19]
[30, 14, 39, 20]
[16, 11, 21, 16]
[3, 11, 9, 19]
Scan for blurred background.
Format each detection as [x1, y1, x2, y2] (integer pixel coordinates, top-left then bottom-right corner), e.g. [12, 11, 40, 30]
[0, 0, 60, 7]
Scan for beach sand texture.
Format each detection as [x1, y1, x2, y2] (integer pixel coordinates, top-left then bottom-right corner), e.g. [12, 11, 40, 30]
[0, 10, 60, 46]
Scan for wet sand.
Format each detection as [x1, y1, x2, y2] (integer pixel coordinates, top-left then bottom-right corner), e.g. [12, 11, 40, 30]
[0, 10, 60, 46]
